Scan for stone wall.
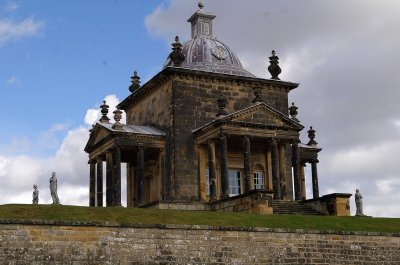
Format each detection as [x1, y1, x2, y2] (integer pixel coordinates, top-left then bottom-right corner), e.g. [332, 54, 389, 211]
[171, 73, 293, 201]
[1, 220, 399, 264]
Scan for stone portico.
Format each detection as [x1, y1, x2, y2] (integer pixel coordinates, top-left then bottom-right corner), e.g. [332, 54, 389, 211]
[84, 3, 351, 216]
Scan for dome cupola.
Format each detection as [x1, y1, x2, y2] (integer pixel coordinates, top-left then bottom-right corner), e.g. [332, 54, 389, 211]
[163, 2, 255, 77]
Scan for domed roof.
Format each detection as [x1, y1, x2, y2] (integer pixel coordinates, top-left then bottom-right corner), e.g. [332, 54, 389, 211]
[163, 3, 255, 78]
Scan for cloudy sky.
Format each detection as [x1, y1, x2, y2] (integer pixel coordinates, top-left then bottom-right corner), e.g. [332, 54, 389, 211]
[1, 0, 399, 217]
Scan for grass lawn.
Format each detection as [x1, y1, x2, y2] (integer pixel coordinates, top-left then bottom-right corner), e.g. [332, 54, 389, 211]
[0, 204, 399, 233]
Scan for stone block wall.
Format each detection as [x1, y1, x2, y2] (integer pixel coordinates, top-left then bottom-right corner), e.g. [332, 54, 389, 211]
[305, 193, 352, 217]
[1, 220, 399, 264]
[171, 73, 292, 201]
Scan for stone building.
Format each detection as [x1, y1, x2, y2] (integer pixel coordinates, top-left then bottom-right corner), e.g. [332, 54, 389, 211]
[85, 3, 351, 215]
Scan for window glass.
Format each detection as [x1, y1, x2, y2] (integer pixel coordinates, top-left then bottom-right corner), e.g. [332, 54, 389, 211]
[228, 170, 241, 196]
[254, 171, 263, 189]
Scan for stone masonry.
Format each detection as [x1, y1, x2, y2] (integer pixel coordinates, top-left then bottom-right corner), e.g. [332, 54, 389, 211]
[0, 220, 399, 264]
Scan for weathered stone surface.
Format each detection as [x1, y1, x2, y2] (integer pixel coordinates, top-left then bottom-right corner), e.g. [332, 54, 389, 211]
[0, 221, 399, 264]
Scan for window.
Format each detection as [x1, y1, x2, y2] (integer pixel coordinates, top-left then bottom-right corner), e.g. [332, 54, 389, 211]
[205, 168, 210, 196]
[254, 171, 264, 189]
[228, 169, 241, 196]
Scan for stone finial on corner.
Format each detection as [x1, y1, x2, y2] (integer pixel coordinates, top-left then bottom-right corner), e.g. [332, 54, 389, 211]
[99, 100, 110, 123]
[268, 50, 281, 80]
[169, 36, 185, 66]
[252, 87, 263, 103]
[198, 1, 205, 11]
[216, 94, 227, 117]
[112, 107, 124, 130]
[129, 71, 141, 93]
[289, 102, 299, 122]
[307, 126, 318, 146]
[89, 124, 95, 133]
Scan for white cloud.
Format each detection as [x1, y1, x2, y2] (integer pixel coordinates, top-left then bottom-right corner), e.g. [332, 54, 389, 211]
[3, 2, 20, 12]
[0, 95, 128, 207]
[6, 75, 18, 85]
[0, 17, 45, 46]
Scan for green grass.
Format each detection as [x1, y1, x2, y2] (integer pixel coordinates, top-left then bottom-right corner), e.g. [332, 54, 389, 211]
[1, 204, 399, 233]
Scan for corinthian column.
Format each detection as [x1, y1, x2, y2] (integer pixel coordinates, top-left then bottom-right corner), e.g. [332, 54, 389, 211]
[220, 134, 229, 198]
[243, 135, 251, 193]
[113, 145, 122, 207]
[207, 140, 217, 200]
[96, 156, 103, 207]
[311, 160, 320, 199]
[292, 141, 301, 201]
[89, 160, 96, 207]
[271, 139, 281, 199]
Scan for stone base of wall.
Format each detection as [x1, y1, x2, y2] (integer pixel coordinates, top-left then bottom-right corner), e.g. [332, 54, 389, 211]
[0, 220, 399, 264]
[305, 193, 352, 216]
[144, 190, 274, 215]
[209, 190, 274, 214]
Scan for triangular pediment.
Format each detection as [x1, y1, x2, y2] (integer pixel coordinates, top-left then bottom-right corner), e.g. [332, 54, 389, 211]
[84, 123, 113, 153]
[222, 103, 302, 129]
[192, 102, 304, 136]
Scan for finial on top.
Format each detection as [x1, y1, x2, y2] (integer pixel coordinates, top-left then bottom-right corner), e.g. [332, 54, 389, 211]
[129, 70, 141, 93]
[307, 126, 318, 146]
[169, 35, 185, 66]
[268, 50, 281, 80]
[289, 102, 299, 122]
[216, 94, 227, 117]
[198, 1, 204, 10]
[99, 100, 110, 123]
[112, 107, 123, 130]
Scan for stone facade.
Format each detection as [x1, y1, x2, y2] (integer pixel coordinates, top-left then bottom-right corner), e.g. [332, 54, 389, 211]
[84, 3, 343, 215]
[1, 221, 399, 264]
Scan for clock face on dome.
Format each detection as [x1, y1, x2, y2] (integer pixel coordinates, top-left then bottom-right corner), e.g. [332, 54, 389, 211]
[212, 46, 228, 60]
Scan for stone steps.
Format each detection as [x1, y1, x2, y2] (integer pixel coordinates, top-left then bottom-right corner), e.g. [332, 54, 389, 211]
[271, 200, 324, 215]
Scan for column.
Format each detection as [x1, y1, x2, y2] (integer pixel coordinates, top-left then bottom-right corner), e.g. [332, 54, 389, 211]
[159, 149, 165, 201]
[106, 149, 113, 207]
[219, 134, 229, 198]
[300, 163, 306, 200]
[311, 160, 320, 199]
[89, 160, 96, 207]
[96, 156, 103, 207]
[207, 140, 217, 200]
[271, 139, 281, 199]
[278, 144, 287, 199]
[292, 141, 301, 200]
[137, 146, 145, 205]
[300, 162, 306, 200]
[243, 135, 251, 193]
[113, 145, 122, 207]
[127, 163, 133, 207]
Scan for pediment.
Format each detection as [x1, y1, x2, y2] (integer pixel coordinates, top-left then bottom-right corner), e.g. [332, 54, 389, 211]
[92, 127, 111, 146]
[223, 103, 302, 129]
[84, 123, 113, 152]
[192, 102, 303, 137]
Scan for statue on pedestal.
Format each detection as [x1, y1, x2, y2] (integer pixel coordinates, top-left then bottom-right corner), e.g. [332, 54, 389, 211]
[32, 184, 39, 204]
[50, 172, 60, 205]
[355, 189, 364, 216]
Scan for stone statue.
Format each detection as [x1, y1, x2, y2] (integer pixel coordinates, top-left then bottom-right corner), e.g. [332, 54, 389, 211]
[49, 172, 60, 205]
[32, 184, 39, 204]
[355, 189, 364, 216]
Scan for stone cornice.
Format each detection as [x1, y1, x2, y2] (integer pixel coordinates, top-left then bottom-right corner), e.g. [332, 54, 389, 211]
[118, 67, 299, 110]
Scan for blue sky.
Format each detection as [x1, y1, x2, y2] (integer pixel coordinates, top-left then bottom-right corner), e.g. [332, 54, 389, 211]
[0, 0, 167, 157]
[1, 0, 400, 217]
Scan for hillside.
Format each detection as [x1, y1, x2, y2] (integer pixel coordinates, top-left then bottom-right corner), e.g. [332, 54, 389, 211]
[1, 204, 399, 233]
